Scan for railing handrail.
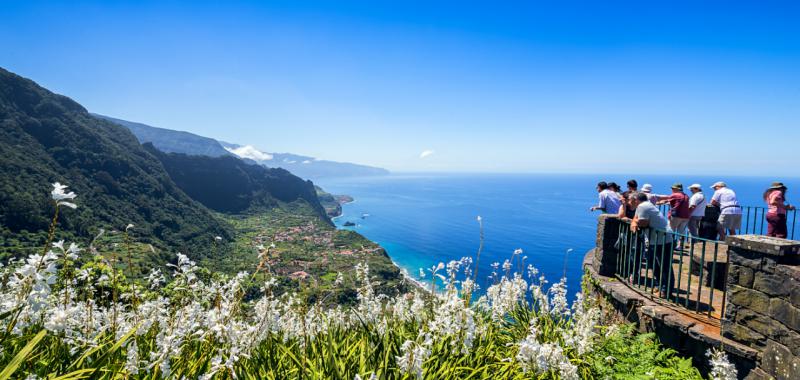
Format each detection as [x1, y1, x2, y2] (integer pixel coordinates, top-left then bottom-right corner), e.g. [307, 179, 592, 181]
[654, 203, 797, 241]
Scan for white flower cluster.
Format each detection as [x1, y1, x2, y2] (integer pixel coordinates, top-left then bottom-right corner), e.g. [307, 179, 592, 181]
[707, 348, 737, 380]
[2, 187, 612, 379]
[396, 339, 430, 379]
[516, 322, 579, 380]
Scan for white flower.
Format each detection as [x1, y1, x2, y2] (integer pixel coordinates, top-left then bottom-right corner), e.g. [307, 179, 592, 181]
[516, 323, 578, 380]
[707, 348, 737, 380]
[484, 274, 527, 320]
[126, 340, 140, 375]
[51, 182, 77, 208]
[66, 243, 81, 260]
[126, 223, 135, 231]
[396, 339, 429, 379]
[334, 272, 344, 286]
[549, 277, 569, 316]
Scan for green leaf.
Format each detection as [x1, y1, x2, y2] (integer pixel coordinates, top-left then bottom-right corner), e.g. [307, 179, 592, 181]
[0, 329, 47, 380]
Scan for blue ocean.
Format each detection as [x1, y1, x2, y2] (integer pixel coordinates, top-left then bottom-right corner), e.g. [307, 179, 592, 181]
[317, 174, 799, 300]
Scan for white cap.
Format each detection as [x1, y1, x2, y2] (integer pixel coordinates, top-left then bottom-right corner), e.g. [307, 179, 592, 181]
[641, 184, 653, 193]
[689, 183, 702, 190]
[711, 181, 727, 189]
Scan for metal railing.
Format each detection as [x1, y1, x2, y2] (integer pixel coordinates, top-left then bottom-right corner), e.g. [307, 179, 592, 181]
[657, 204, 797, 241]
[741, 206, 797, 240]
[615, 220, 728, 319]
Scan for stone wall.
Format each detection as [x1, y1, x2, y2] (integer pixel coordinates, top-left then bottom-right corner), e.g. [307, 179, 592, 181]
[723, 236, 800, 380]
[593, 214, 620, 277]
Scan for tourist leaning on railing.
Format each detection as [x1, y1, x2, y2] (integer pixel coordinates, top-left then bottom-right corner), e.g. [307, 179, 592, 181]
[618, 191, 638, 220]
[631, 192, 675, 296]
[764, 181, 796, 239]
[590, 181, 622, 214]
[687, 183, 707, 237]
[710, 181, 742, 241]
[640, 183, 660, 205]
[655, 183, 691, 235]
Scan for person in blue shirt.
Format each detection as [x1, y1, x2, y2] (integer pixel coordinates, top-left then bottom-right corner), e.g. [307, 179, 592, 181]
[591, 181, 622, 215]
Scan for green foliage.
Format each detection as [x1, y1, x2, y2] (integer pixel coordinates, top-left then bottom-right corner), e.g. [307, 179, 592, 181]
[146, 145, 329, 220]
[0, 67, 233, 260]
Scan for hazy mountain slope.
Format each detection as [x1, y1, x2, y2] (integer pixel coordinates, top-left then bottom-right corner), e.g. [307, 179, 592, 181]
[93, 115, 389, 180]
[0, 67, 233, 256]
[144, 145, 331, 223]
[93, 114, 232, 157]
[221, 143, 390, 180]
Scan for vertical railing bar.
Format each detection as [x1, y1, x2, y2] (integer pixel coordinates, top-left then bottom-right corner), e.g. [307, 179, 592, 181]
[685, 239, 694, 308]
[675, 233, 686, 304]
[647, 229, 657, 292]
[696, 240, 707, 313]
[656, 231, 664, 297]
[617, 223, 623, 277]
[745, 207, 751, 235]
[665, 231, 675, 301]
[720, 242, 729, 320]
[759, 208, 765, 235]
[791, 209, 797, 240]
[708, 242, 720, 317]
[621, 224, 629, 282]
[635, 230, 643, 289]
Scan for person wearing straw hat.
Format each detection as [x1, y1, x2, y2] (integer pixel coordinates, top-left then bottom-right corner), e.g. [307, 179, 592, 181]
[687, 184, 707, 237]
[656, 183, 691, 235]
[764, 182, 795, 239]
[710, 181, 742, 240]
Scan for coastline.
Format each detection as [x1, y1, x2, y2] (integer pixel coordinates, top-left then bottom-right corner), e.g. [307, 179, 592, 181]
[332, 196, 429, 293]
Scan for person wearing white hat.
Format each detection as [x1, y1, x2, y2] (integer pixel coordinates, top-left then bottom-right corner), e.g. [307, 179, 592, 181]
[640, 183, 659, 205]
[687, 184, 707, 237]
[710, 181, 742, 240]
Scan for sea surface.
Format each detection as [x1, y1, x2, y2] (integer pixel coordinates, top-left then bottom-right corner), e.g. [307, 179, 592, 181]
[317, 174, 799, 300]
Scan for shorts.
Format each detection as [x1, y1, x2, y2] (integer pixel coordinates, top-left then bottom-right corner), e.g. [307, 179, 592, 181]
[669, 217, 689, 234]
[718, 213, 742, 231]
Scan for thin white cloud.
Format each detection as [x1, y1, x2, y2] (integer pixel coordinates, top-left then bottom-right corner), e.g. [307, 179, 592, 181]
[419, 149, 435, 159]
[224, 145, 273, 161]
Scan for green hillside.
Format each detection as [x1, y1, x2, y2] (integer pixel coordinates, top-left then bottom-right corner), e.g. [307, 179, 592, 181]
[0, 67, 232, 258]
[145, 145, 330, 221]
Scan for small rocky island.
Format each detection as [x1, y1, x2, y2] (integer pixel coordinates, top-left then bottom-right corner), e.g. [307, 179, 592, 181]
[343, 221, 356, 227]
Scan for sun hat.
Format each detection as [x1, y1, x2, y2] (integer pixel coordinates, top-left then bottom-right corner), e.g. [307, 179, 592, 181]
[770, 181, 787, 190]
[711, 181, 727, 189]
[641, 184, 653, 193]
[689, 183, 702, 190]
[671, 183, 683, 191]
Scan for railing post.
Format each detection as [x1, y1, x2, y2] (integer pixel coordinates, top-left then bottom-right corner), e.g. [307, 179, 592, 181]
[722, 235, 800, 379]
[594, 214, 621, 277]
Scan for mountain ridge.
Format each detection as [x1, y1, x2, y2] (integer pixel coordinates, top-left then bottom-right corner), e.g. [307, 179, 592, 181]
[93, 113, 390, 180]
[0, 67, 232, 257]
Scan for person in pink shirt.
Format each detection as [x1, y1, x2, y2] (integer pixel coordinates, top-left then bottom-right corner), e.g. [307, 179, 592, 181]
[764, 182, 795, 238]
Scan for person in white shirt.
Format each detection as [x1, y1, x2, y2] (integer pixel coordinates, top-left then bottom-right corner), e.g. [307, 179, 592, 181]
[687, 184, 707, 237]
[710, 181, 742, 241]
[590, 181, 622, 215]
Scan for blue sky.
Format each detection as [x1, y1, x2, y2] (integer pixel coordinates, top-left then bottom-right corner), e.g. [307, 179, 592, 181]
[2, 1, 799, 175]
